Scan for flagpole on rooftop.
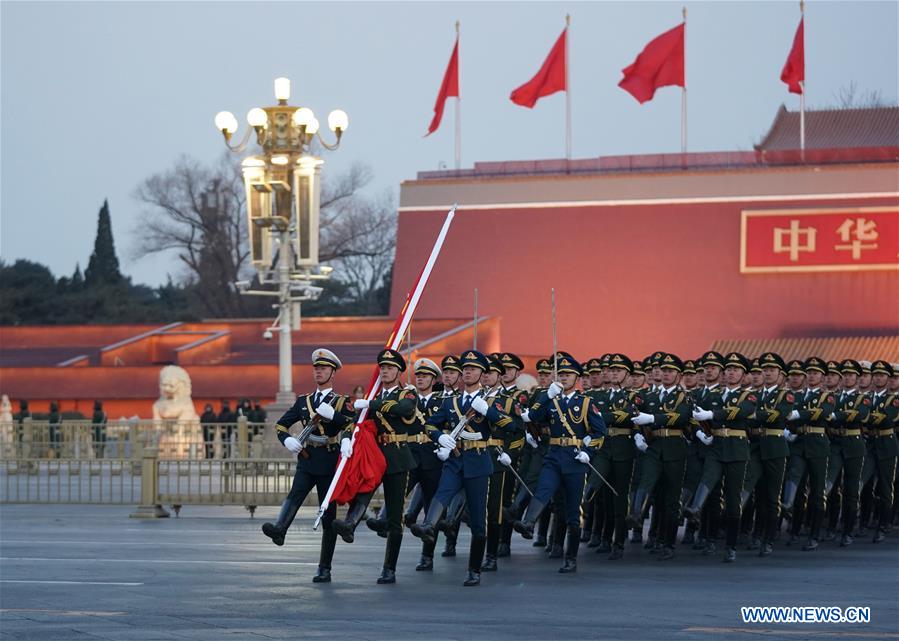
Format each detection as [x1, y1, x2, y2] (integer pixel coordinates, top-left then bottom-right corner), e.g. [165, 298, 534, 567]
[681, 6, 687, 155]
[455, 20, 462, 170]
[799, 0, 806, 158]
[565, 14, 572, 162]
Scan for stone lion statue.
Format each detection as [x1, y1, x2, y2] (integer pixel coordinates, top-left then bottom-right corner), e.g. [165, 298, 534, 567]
[152, 365, 199, 421]
[152, 365, 201, 459]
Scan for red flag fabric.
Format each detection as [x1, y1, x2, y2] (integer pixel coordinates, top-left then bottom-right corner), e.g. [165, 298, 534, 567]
[618, 22, 685, 104]
[780, 17, 805, 94]
[426, 38, 459, 136]
[331, 420, 386, 504]
[510, 28, 567, 108]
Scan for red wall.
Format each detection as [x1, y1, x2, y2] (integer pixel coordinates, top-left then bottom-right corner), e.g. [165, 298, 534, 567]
[391, 196, 899, 362]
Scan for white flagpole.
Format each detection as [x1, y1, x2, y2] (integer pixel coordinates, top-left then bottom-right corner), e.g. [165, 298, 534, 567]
[799, 0, 806, 157]
[455, 20, 461, 170]
[565, 14, 572, 161]
[681, 6, 687, 155]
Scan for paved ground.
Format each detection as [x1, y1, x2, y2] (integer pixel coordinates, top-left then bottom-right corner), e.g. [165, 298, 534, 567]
[0, 504, 896, 641]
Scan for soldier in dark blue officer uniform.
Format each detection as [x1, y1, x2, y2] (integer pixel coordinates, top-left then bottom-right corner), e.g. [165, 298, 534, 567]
[513, 353, 607, 573]
[410, 350, 513, 586]
[261, 348, 356, 583]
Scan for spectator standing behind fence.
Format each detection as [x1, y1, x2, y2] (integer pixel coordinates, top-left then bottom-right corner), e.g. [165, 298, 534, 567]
[218, 401, 237, 457]
[250, 401, 266, 423]
[92, 400, 107, 459]
[352, 385, 365, 401]
[200, 404, 217, 458]
[48, 402, 61, 457]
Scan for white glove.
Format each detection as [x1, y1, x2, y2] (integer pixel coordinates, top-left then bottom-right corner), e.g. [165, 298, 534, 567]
[526, 432, 539, 448]
[471, 397, 489, 416]
[283, 436, 303, 454]
[438, 434, 456, 450]
[353, 399, 369, 411]
[436, 446, 451, 461]
[634, 433, 649, 452]
[340, 438, 353, 458]
[547, 381, 563, 399]
[696, 430, 713, 446]
[497, 452, 512, 467]
[787, 410, 800, 421]
[632, 412, 654, 426]
[783, 428, 798, 443]
[582, 435, 592, 447]
[575, 450, 590, 464]
[315, 403, 335, 420]
[520, 408, 531, 423]
[693, 409, 713, 422]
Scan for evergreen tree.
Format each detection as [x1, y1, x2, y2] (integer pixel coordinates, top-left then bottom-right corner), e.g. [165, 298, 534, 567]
[85, 200, 122, 286]
[71, 263, 84, 289]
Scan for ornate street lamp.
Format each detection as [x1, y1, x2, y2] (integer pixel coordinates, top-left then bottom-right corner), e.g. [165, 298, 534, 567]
[214, 77, 348, 407]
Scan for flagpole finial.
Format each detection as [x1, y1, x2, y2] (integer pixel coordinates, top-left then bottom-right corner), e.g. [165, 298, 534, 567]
[800, 0, 805, 13]
[456, 20, 460, 35]
[682, 5, 687, 20]
[566, 13, 571, 26]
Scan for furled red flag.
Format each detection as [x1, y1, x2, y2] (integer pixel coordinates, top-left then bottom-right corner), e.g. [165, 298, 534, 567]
[510, 28, 567, 108]
[330, 420, 386, 504]
[618, 22, 685, 104]
[426, 38, 459, 136]
[780, 17, 805, 94]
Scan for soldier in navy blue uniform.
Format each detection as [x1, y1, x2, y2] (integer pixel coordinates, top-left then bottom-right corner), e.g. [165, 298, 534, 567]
[410, 350, 513, 586]
[261, 348, 355, 583]
[513, 353, 607, 573]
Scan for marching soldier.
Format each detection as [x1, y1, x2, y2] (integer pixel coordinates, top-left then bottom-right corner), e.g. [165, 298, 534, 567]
[691, 351, 726, 555]
[514, 353, 607, 573]
[411, 350, 513, 586]
[686, 352, 755, 562]
[406, 358, 446, 571]
[784, 357, 835, 551]
[583, 357, 608, 549]
[262, 348, 355, 583]
[441, 355, 463, 397]
[497, 352, 531, 558]
[481, 355, 525, 571]
[587, 353, 638, 560]
[824, 359, 870, 546]
[864, 361, 898, 543]
[627, 353, 693, 560]
[333, 349, 417, 584]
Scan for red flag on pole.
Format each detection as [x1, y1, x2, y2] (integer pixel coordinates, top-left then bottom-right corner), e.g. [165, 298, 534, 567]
[780, 17, 805, 94]
[510, 27, 567, 108]
[426, 38, 459, 136]
[618, 22, 685, 104]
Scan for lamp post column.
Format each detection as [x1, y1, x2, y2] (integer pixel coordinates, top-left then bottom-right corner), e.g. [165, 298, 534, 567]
[276, 225, 294, 405]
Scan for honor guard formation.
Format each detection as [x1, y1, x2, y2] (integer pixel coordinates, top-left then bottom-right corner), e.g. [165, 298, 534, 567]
[263, 347, 899, 586]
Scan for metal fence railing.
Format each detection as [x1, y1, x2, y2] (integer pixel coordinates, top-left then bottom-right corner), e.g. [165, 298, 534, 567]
[0, 418, 267, 461]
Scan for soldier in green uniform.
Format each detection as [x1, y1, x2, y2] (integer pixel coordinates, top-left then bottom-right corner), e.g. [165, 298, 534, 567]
[783, 356, 835, 551]
[627, 353, 693, 560]
[691, 351, 726, 555]
[497, 352, 531, 558]
[750, 353, 794, 556]
[629, 354, 662, 545]
[583, 357, 608, 548]
[679, 359, 701, 547]
[263, 349, 356, 583]
[686, 352, 755, 562]
[864, 361, 898, 543]
[586, 353, 639, 559]
[823, 359, 871, 546]
[333, 348, 417, 584]
[441, 355, 463, 397]
[480, 355, 524, 571]
[742, 357, 765, 549]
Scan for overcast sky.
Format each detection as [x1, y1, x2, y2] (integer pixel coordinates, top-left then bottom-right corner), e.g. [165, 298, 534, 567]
[2, 1, 897, 286]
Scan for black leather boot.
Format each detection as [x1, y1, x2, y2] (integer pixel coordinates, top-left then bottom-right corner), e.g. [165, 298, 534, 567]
[331, 497, 370, 544]
[626, 488, 649, 530]
[781, 480, 799, 519]
[548, 514, 566, 558]
[684, 484, 710, 526]
[415, 555, 433, 571]
[464, 534, 486, 586]
[608, 542, 624, 560]
[503, 486, 530, 522]
[559, 526, 580, 573]
[512, 498, 546, 540]
[803, 507, 822, 551]
[497, 521, 513, 557]
[261, 497, 301, 546]
[403, 483, 424, 527]
[410, 500, 445, 546]
[377, 531, 402, 584]
[723, 516, 740, 563]
[366, 504, 389, 537]
[312, 526, 337, 583]
[482, 525, 500, 571]
[533, 509, 550, 546]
